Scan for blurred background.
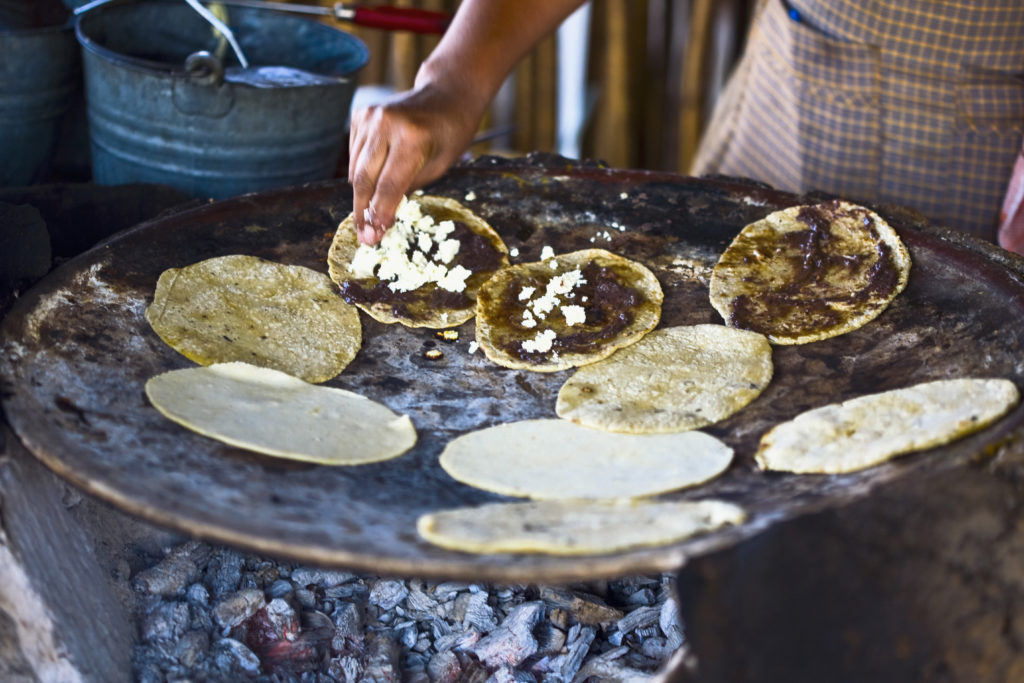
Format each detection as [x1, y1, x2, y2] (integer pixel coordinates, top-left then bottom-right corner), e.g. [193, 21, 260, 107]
[342, 0, 754, 173]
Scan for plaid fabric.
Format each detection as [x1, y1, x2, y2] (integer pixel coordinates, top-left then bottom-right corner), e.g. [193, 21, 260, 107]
[692, 0, 1024, 241]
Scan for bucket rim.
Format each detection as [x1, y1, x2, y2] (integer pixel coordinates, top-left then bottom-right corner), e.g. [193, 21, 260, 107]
[74, 0, 369, 79]
[0, 18, 75, 37]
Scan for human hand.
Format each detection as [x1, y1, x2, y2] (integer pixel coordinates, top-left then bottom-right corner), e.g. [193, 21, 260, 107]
[348, 84, 484, 244]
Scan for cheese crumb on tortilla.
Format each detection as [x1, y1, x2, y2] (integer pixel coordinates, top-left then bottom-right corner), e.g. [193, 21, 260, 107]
[562, 304, 586, 326]
[522, 329, 557, 353]
[348, 196, 468, 294]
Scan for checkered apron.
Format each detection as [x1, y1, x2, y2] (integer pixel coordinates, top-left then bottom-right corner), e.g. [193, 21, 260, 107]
[692, 0, 1024, 241]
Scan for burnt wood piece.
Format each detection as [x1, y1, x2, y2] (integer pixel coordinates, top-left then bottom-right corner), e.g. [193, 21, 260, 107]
[3, 154, 1024, 582]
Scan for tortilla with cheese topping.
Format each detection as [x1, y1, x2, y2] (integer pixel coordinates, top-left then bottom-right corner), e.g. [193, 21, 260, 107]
[327, 195, 509, 328]
[475, 249, 663, 372]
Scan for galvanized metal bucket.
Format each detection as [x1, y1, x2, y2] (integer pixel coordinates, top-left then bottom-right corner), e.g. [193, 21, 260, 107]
[0, 20, 81, 186]
[75, 1, 368, 199]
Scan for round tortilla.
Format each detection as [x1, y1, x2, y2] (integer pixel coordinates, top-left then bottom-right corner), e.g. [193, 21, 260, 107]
[416, 498, 746, 556]
[145, 254, 361, 384]
[709, 200, 911, 344]
[327, 195, 509, 328]
[439, 419, 733, 499]
[145, 362, 417, 465]
[556, 324, 772, 433]
[475, 249, 663, 372]
[756, 378, 1019, 474]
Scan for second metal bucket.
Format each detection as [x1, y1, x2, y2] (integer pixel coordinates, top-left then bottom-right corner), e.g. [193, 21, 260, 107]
[75, 1, 368, 199]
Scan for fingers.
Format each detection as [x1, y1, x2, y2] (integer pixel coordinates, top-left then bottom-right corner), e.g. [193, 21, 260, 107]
[348, 104, 432, 245]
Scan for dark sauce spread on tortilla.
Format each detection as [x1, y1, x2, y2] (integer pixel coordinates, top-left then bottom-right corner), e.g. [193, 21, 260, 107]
[340, 220, 506, 320]
[481, 260, 648, 362]
[723, 201, 901, 337]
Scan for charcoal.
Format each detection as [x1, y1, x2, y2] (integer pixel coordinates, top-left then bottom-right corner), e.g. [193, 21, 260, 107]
[533, 621, 567, 658]
[406, 584, 444, 619]
[214, 637, 261, 674]
[175, 629, 210, 668]
[332, 601, 364, 640]
[361, 631, 401, 682]
[295, 587, 318, 609]
[185, 582, 210, 607]
[455, 590, 498, 632]
[328, 654, 360, 681]
[370, 579, 409, 611]
[205, 550, 244, 597]
[626, 588, 657, 607]
[434, 627, 482, 653]
[640, 636, 672, 662]
[132, 541, 211, 597]
[538, 586, 623, 625]
[487, 665, 537, 682]
[131, 550, 684, 681]
[658, 597, 685, 651]
[432, 581, 471, 601]
[571, 645, 654, 682]
[267, 578, 295, 599]
[617, 605, 660, 636]
[292, 567, 357, 588]
[397, 623, 418, 649]
[470, 601, 544, 668]
[547, 624, 596, 681]
[140, 601, 190, 643]
[212, 588, 265, 630]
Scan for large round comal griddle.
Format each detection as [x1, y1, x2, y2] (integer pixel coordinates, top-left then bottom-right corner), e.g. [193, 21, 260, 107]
[3, 155, 1024, 583]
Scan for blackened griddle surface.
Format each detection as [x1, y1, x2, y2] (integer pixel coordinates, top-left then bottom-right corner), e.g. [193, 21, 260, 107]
[3, 155, 1024, 582]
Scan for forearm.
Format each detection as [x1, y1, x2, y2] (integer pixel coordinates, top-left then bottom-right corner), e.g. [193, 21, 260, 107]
[415, 0, 588, 115]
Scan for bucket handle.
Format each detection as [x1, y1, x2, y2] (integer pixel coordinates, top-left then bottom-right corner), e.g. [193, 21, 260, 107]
[185, 51, 225, 87]
[173, 51, 234, 118]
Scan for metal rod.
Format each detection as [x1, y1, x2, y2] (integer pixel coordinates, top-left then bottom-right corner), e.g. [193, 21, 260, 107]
[181, 0, 250, 69]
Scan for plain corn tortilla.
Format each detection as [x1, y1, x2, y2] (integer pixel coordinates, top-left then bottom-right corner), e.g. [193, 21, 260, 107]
[756, 378, 1019, 474]
[417, 498, 745, 556]
[556, 324, 772, 433]
[146, 254, 361, 384]
[145, 362, 416, 465]
[439, 418, 733, 500]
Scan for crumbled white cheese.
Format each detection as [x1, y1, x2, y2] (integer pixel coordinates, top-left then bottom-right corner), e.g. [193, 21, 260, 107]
[509, 247, 520, 258]
[562, 304, 586, 326]
[437, 264, 472, 293]
[417, 231, 433, 254]
[436, 238, 460, 264]
[348, 195, 467, 294]
[465, 191, 476, 201]
[531, 292, 557, 318]
[619, 192, 628, 200]
[540, 245, 555, 260]
[522, 329, 556, 354]
[435, 219, 456, 241]
[522, 309, 537, 328]
[468, 340, 478, 354]
[350, 244, 379, 278]
[518, 286, 536, 301]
